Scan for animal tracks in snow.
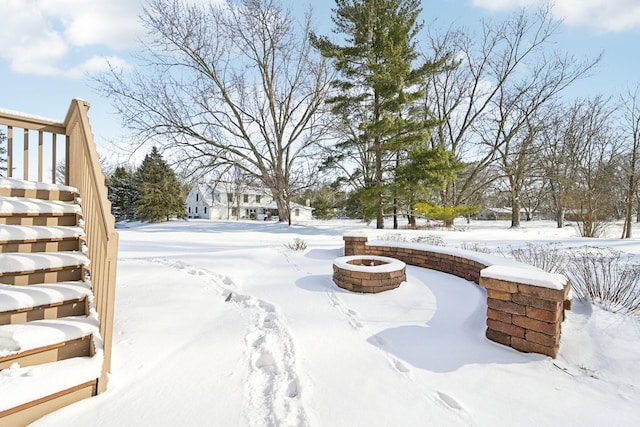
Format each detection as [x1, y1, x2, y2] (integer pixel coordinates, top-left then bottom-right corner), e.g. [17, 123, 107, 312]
[324, 289, 410, 375]
[326, 291, 363, 330]
[136, 257, 308, 427]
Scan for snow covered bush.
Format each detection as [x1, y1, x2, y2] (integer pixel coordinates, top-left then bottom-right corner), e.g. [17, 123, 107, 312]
[285, 237, 307, 251]
[498, 243, 640, 315]
[411, 235, 445, 246]
[504, 242, 566, 274]
[378, 233, 445, 246]
[459, 241, 492, 254]
[565, 247, 640, 315]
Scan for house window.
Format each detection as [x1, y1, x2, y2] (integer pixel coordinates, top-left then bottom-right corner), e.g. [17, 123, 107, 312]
[196, 193, 199, 202]
[295, 208, 300, 217]
[195, 207, 198, 214]
[188, 207, 191, 213]
[256, 195, 261, 203]
[228, 193, 233, 202]
[204, 206, 207, 214]
[231, 207, 237, 217]
[244, 194, 249, 203]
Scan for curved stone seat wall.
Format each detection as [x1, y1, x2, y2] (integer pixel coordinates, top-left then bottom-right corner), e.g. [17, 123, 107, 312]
[343, 234, 572, 358]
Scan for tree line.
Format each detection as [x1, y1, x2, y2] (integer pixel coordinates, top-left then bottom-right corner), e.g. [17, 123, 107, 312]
[97, 0, 640, 236]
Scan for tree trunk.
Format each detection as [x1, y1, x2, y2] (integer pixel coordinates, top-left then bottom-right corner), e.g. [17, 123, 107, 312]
[622, 148, 637, 238]
[511, 195, 521, 228]
[442, 181, 455, 228]
[375, 139, 384, 229]
[556, 207, 565, 228]
[274, 196, 290, 225]
[393, 197, 398, 229]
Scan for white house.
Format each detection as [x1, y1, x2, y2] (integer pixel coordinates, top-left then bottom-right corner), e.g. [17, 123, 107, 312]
[185, 182, 313, 221]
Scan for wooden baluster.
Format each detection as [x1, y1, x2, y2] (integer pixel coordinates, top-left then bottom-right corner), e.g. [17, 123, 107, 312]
[65, 135, 70, 186]
[23, 128, 29, 180]
[7, 126, 12, 178]
[38, 131, 43, 182]
[52, 133, 58, 184]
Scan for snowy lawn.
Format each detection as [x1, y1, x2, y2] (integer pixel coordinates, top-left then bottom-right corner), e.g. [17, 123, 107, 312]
[32, 219, 640, 426]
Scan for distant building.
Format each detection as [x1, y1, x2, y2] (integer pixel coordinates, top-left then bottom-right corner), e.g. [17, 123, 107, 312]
[477, 207, 527, 221]
[185, 182, 313, 221]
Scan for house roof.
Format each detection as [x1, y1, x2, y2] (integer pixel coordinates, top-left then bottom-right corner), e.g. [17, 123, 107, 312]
[482, 207, 526, 214]
[194, 183, 217, 206]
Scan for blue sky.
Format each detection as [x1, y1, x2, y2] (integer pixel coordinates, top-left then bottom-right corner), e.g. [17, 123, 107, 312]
[1, 0, 639, 164]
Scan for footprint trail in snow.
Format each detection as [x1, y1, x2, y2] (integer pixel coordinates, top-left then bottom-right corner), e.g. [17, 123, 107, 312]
[140, 257, 309, 427]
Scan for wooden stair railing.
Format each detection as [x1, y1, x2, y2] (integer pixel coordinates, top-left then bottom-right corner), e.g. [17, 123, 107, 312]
[0, 100, 118, 423]
[63, 99, 119, 393]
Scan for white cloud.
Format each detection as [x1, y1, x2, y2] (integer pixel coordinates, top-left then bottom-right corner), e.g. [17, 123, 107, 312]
[471, 0, 640, 32]
[0, 0, 143, 78]
[38, 0, 144, 50]
[66, 55, 130, 79]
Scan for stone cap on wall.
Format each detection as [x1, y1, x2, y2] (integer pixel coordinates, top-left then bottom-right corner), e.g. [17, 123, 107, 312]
[480, 265, 568, 291]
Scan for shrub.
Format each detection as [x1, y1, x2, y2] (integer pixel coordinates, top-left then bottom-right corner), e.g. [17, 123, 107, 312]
[564, 247, 640, 314]
[285, 237, 307, 251]
[378, 233, 406, 242]
[413, 203, 480, 227]
[575, 217, 610, 238]
[410, 235, 445, 246]
[378, 233, 445, 246]
[503, 242, 566, 274]
[501, 243, 640, 315]
[458, 241, 492, 254]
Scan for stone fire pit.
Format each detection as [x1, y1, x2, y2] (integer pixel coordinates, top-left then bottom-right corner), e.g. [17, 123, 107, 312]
[332, 255, 406, 293]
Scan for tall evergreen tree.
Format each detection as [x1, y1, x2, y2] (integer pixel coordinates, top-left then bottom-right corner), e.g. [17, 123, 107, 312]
[137, 147, 185, 222]
[312, 0, 442, 228]
[107, 166, 141, 222]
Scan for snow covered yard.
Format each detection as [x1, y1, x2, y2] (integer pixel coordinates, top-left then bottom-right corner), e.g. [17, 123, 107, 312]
[31, 219, 640, 426]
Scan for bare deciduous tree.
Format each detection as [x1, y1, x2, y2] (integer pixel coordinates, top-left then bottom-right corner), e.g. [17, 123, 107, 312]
[572, 97, 620, 237]
[96, 0, 333, 224]
[424, 7, 599, 227]
[540, 102, 586, 228]
[621, 84, 640, 238]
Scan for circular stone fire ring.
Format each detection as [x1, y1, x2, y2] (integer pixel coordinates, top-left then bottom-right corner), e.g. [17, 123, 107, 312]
[332, 255, 406, 293]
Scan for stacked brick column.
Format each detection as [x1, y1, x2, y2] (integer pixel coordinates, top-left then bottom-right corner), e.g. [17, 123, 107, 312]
[343, 234, 572, 358]
[480, 276, 571, 358]
[344, 235, 368, 256]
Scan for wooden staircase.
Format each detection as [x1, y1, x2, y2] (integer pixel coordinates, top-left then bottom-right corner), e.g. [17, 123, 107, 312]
[1, 100, 118, 425]
[0, 178, 104, 425]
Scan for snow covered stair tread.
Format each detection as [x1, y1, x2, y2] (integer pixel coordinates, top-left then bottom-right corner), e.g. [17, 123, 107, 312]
[0, 251, 89, 275]
[0, 316, 99, 359]
[0, 282, 92, 323]
[0, 196, 81, 215]
[0, 178, 79, 203]
[0, 225, 84, 243]
[0, 349, 103, 414]
[0, 178, 78, 194]
[0, 282, 92, 312]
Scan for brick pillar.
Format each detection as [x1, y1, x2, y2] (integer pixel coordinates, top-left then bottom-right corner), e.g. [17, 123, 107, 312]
[343, 235, 368, 256]
[480, 277, 572, 358]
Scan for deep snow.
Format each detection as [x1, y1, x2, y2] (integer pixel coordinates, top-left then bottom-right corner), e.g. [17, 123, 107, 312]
[30, 219, 640, 426]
